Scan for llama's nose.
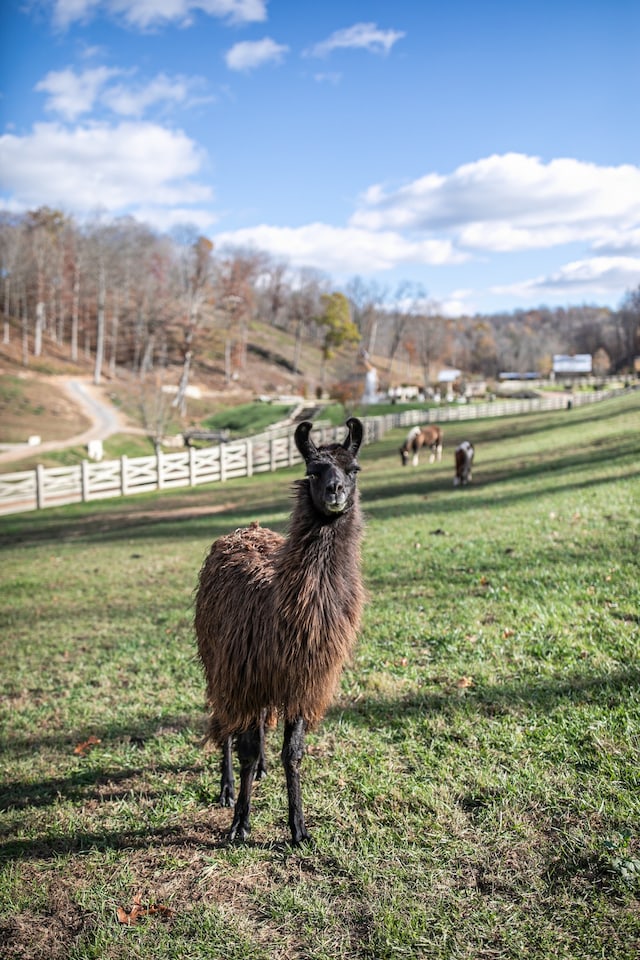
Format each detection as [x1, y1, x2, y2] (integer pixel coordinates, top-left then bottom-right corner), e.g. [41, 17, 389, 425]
[325, 469, 344, 499]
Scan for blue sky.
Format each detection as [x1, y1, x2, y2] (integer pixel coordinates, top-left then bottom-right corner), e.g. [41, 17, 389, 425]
[1, 0, 639, 316]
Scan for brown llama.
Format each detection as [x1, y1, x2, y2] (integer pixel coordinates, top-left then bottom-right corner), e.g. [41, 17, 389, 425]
[194, 418, 365, 845]
[399, 424, 443, 466]
[453, 440, 474, 486]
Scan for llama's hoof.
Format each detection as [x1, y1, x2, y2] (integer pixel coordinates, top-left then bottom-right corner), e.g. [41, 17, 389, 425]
[290, 828, 312, 847]
[218, 787, 235, 808]
[228, 822, 250, 843]
[255, 765, 267, 782]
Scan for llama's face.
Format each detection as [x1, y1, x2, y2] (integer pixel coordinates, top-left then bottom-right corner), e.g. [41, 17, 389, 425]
[294, 418, 363, 517]
[306, 448, 360, 517]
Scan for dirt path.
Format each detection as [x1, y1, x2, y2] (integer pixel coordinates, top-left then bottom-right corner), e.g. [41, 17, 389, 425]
[0, 377, 140, 466]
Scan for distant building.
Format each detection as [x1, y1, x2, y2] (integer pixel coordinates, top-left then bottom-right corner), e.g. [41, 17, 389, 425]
[437, 368, 461, 383]
[552, 354, 592, 376]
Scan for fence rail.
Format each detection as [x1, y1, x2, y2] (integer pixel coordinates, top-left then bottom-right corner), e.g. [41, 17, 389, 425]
[0, 389, 623, 515]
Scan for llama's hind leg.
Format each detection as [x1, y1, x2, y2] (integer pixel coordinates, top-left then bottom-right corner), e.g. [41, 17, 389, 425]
[229, 724, 261, 842]
[282, 716, 310, 846]
[219, 736, 235, 807]
[255, 709, 268, 781]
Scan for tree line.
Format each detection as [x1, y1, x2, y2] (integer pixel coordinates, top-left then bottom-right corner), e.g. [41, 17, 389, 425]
[1, 208, 638, 410]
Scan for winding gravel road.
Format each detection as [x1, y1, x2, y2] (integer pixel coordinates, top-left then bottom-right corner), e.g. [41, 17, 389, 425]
[0, 377, 134, 467]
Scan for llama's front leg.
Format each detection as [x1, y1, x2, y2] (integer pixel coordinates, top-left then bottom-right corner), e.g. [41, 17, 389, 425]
[282, 716, 310, 845]
[219, 736, 235, 807]
[228, 725, 261, 842]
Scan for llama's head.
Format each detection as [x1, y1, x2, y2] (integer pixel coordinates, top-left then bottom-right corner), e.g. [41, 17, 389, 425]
[295, 418, 363, 518]
[399, 445, 409, 466]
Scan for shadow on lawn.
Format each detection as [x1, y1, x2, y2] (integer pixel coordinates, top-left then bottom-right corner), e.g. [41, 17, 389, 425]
[1, 437, 636, 550]
[0, 819, 230, 863]
[0, 491, 291, 549]
[333, 664, 640, 731]
[2, 665, 638, 863]
[363, 444, 639, 523]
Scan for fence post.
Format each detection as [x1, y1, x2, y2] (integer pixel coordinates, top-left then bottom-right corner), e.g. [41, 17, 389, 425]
[120, 455, 128, 496]
[270, 437, 276, 472]
[220, 444, 227, 482]
[288, 431, 296, 466]
[156, 448, 164, 490]
[35, 464, 45, 509]
[81, 459, 89, 502]
[188, 446, 197, 487]
[246, 439, 253, 477]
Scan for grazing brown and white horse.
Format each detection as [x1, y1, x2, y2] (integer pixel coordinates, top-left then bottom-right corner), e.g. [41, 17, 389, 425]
[453, 440, 474, 486]
[399, 425, 443, 466]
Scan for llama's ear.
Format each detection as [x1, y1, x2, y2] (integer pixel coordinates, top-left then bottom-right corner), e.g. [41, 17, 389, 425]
[344, 417, 363, 456]
[295, 421, 318, 462]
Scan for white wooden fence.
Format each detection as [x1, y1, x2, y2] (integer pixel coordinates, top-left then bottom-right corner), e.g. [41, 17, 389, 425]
[0, 389, 623, 516]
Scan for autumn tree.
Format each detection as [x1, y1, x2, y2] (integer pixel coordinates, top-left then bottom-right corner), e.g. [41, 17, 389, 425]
[316, 291, 360, 393]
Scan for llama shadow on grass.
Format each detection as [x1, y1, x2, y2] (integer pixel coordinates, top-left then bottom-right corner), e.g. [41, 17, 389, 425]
[3, 666, 638, 864]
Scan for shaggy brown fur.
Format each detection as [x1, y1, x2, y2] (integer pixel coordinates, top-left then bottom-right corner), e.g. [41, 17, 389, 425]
[194, 418, 365, 844]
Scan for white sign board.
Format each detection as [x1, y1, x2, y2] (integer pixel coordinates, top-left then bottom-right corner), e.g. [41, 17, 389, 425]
[552, 354, 592, 374]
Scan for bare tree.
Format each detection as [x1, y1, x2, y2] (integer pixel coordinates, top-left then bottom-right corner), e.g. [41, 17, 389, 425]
[616, 287, 640, 372]
[171, 230, 215, 415]
[287, 268, 327, 376]
[345, 276, 388, 355]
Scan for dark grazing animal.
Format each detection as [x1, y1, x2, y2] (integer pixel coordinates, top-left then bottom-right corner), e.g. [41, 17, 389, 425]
[194, 418, 365, 845]
[399, 424, 443, 466]
[453, 440, 474, 486]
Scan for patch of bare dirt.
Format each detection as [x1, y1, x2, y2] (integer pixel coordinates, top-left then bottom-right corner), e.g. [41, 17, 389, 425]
[0, 876, 95, 960]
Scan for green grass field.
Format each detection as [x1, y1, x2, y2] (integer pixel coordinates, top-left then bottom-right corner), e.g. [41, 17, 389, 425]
[1, 393, 639, 959]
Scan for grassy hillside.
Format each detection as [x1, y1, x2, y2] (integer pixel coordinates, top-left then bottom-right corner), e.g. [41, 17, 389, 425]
[0, 373, 92, 444]
[1, 393, 639, 959]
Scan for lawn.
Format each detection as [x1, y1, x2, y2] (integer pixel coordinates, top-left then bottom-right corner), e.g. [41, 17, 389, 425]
[1, 392, 639, 959]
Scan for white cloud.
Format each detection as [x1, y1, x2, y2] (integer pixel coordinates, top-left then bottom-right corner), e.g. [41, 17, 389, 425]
[52, 0, 267, 30]
[36, 66, 123, 121]
[0, 121, 212, 215]
[492, 256, 640, 300]
[103, 73, 208, 116]
[212, 223, 464, 273]
[352, 154, 640, 254]
[225, 38, 289, 72]
[314, 72, 342, 86]
[307, 22, 406, 58]
[133, 205, 217, 231]
[591, 228, 640, 257]
[34, 66, 209, 120]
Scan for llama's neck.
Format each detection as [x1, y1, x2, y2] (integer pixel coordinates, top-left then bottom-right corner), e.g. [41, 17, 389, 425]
[276, 485, 363, 593]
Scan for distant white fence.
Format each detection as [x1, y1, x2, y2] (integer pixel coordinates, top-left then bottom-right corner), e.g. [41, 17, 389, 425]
[0, 389, 624, 516]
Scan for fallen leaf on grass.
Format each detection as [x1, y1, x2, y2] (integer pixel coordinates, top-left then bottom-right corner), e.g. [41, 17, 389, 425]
[73, 735, 101, 755]
[116, 894, 173, 926]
